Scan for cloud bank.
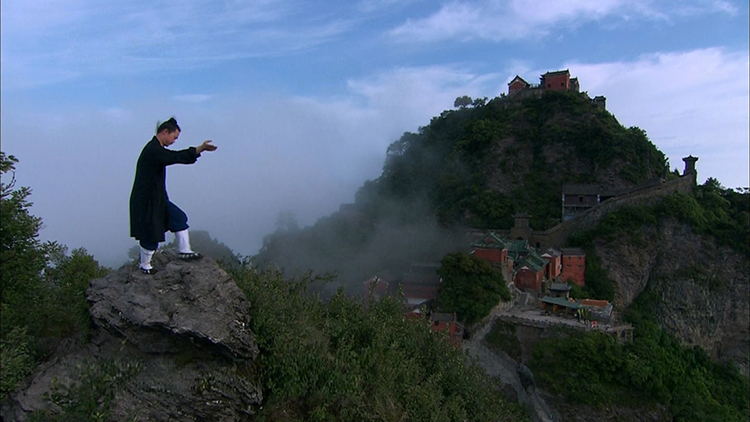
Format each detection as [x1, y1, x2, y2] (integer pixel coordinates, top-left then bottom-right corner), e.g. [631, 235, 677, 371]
[389, 0, 738, 42]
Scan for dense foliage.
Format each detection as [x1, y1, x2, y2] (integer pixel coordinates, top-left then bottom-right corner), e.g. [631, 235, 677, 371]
[257, 91, 667, 290]
[529, 289, 749, 422]
[361, 91, 666, 230]
[435, 252, 510, 324]
[1, 152, 109, 398]
[229, 262, 528, 422]
[537, 177, 750, 421]
[568, 178, 750, 299]
[573, 178, 748, 255]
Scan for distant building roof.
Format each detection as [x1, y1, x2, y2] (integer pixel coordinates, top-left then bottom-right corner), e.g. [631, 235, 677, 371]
[542, 248, 561, 258]
[527, 251, 547, 268]
[508, 75, 529, 86]
[507, 239, 530, 261]
[549, 283, 572, 292]
[518, 250, 547, 273]
[562, 184, 602, 195]
[509, 239, 529, 253]
[577, 299, 610, 308]
[430, 312, 457, 322]
[519, 261, 544, 273]
[409, 263, 440, 274]
[541, 296, 582, 309]
[561, 248, 586, 256]
[472, 231, 509, 249]
[401, 272, 440, 286]
[541, 69, 570, 77]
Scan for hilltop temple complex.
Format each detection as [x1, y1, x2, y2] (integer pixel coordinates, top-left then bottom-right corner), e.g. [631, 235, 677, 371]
[507, 69, 607, 110]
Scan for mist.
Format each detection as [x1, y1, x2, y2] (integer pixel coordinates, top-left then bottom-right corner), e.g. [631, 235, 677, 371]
[0, 74, 488, 268]
[2, 51, 748, 270]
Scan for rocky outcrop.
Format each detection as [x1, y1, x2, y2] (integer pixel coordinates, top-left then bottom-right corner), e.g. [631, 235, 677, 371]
[595, 219, 750, 375]
[2, 251, 261, 421]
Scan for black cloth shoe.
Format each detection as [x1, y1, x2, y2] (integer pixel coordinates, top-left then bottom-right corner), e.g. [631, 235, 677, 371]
[178, 252, 202, 261]
[141, 267, 158, 275]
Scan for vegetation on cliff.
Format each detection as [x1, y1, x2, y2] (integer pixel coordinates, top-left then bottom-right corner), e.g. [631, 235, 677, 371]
[257, 91, 667, 286]
[529, 289, 749, 422]
[357, 91, 665, 230]
[229, 262, 527, 422]
[532, 178, 750, 422]
[569, 178, 750, 299]
[1, 152, 109, 398]
[573, 178, 749, 254]
[436, 252, 510, 324]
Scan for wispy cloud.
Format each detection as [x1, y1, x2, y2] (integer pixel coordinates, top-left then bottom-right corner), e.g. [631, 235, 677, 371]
[567, 47, 749, 187]
[357, 0, 421, 13]
[346, 65, 502, 129]
[0, 0, 353, 90]
[388, 0, 738, 42]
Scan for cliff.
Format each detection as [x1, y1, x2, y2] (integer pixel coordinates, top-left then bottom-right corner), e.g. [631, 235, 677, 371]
[595, 218, 750, 375]
[2, 250, 530, 422]
[2, 251, 262, 421]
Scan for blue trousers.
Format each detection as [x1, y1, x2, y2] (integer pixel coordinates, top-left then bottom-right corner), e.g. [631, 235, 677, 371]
[139, 201, 189, 251]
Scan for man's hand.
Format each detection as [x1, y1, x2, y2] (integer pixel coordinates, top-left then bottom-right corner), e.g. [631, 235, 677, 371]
[196, 140, 217, 154]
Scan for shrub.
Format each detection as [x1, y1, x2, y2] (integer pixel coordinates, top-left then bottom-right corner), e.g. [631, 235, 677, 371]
[229, 260, 528, 421]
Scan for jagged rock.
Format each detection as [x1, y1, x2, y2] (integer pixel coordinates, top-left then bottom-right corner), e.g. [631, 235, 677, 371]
[2, 251, 262, 422]
[88, 250, 258, 360]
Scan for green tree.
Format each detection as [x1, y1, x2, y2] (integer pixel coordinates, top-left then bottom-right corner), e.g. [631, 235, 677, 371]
[436, 252, 510, 324]
[1, 151, 109, 397]
[453, 95, 473, 109]
[0, 152, 59, 303]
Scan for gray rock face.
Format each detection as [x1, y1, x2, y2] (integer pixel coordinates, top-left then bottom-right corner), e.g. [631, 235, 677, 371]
[595, 220, 750, 375]
[2, 251, 262, 421]
[88, 250, 258, 360]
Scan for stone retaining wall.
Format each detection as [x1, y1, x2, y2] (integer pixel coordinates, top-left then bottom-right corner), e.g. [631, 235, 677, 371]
[532, 174, 695, 248]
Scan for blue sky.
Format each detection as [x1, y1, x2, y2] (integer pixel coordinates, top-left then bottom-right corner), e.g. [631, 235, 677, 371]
[2, 0, 748, 267]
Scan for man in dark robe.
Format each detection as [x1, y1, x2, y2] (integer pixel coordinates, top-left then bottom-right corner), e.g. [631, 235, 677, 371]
[129, 117, 217, 274]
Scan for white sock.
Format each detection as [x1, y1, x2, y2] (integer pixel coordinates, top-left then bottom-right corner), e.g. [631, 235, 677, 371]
[139, 246, 155, 270]
[175, 229, 193, 254]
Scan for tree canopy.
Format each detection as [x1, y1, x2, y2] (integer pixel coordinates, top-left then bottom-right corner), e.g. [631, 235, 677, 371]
[436, 252, 510, 324]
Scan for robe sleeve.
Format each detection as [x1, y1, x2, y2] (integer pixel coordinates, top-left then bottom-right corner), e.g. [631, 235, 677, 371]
[152, 146, 199, 166]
